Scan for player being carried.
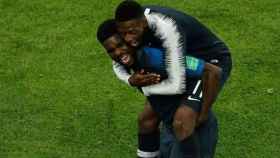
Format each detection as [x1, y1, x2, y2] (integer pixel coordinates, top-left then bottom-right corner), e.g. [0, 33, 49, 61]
[97, 19, 223, 158]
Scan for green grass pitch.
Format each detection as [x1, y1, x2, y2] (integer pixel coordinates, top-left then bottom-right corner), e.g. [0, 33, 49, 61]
[0, 0, 279, 157]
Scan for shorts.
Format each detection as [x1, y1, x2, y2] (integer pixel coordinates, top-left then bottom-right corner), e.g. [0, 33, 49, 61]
[146, 78, 202, 126]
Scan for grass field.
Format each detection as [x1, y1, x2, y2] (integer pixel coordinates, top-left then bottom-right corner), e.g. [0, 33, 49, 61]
[0, 0, 279, 157]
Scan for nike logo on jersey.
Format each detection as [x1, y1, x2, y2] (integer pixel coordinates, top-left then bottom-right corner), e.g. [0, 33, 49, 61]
[187, 96, 201, 102]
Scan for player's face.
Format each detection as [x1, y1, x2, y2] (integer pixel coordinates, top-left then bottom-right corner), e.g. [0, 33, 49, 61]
[117, 18, 147, 48]
[103, 34, 136, 67]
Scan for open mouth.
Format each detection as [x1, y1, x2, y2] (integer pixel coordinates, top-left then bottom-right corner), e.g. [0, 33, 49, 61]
[120, 54, 131, 65]
[131, 41, 139, 47]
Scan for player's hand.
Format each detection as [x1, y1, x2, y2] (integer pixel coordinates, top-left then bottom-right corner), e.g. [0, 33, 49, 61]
[128, 69, 161, 87]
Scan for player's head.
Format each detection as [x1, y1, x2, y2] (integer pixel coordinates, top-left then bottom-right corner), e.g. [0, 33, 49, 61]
[115, 0, 148, 48]
[97, 19, 136, 67]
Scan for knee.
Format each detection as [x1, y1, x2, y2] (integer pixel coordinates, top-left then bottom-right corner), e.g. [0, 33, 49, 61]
[138, 114, 158, 133]
[173, 119, 195, 140]
[173, 106, 198, 140]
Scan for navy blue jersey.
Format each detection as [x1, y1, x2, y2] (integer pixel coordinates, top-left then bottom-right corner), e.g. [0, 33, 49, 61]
[135, 47, 205, 80]
[142, 6, 230, 60]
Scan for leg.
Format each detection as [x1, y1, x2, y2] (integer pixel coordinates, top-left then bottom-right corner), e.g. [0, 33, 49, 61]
[173, 106, 198, 140]
[137, 100, 160, 158]
[160, 124, 183, 158]
[138, 100, 160, 134]
[163, 111, 218, 158]
[196, 110, 218, 158]
[173, 105, 200, 158]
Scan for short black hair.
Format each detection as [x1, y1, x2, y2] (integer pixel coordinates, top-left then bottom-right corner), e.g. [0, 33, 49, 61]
[115, 0, 144, 22]
[97, 19, 117, 43]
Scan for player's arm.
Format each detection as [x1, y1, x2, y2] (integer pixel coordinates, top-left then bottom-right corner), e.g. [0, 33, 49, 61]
[198, 63, 222, 125]
[141, 11, 186, 96]
[184, 56, 221, 125]
[112, 61, 131, 85]
[112, 61, 160, 87]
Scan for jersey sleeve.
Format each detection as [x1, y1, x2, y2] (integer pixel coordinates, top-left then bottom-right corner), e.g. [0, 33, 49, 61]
[112, 61, 131, 85]
[141, 10, 186, 96]
[185, 56, 205, 78]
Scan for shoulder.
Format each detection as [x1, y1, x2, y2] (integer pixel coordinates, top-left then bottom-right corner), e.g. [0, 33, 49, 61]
[143, 5, 186, 16]
[143, 5, 193, 22]
[143, 5, 205, 35]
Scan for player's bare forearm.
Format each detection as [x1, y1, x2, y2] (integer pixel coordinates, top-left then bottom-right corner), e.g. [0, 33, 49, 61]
[198, 63, 222, 125]
[128, 69, 161, 87]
